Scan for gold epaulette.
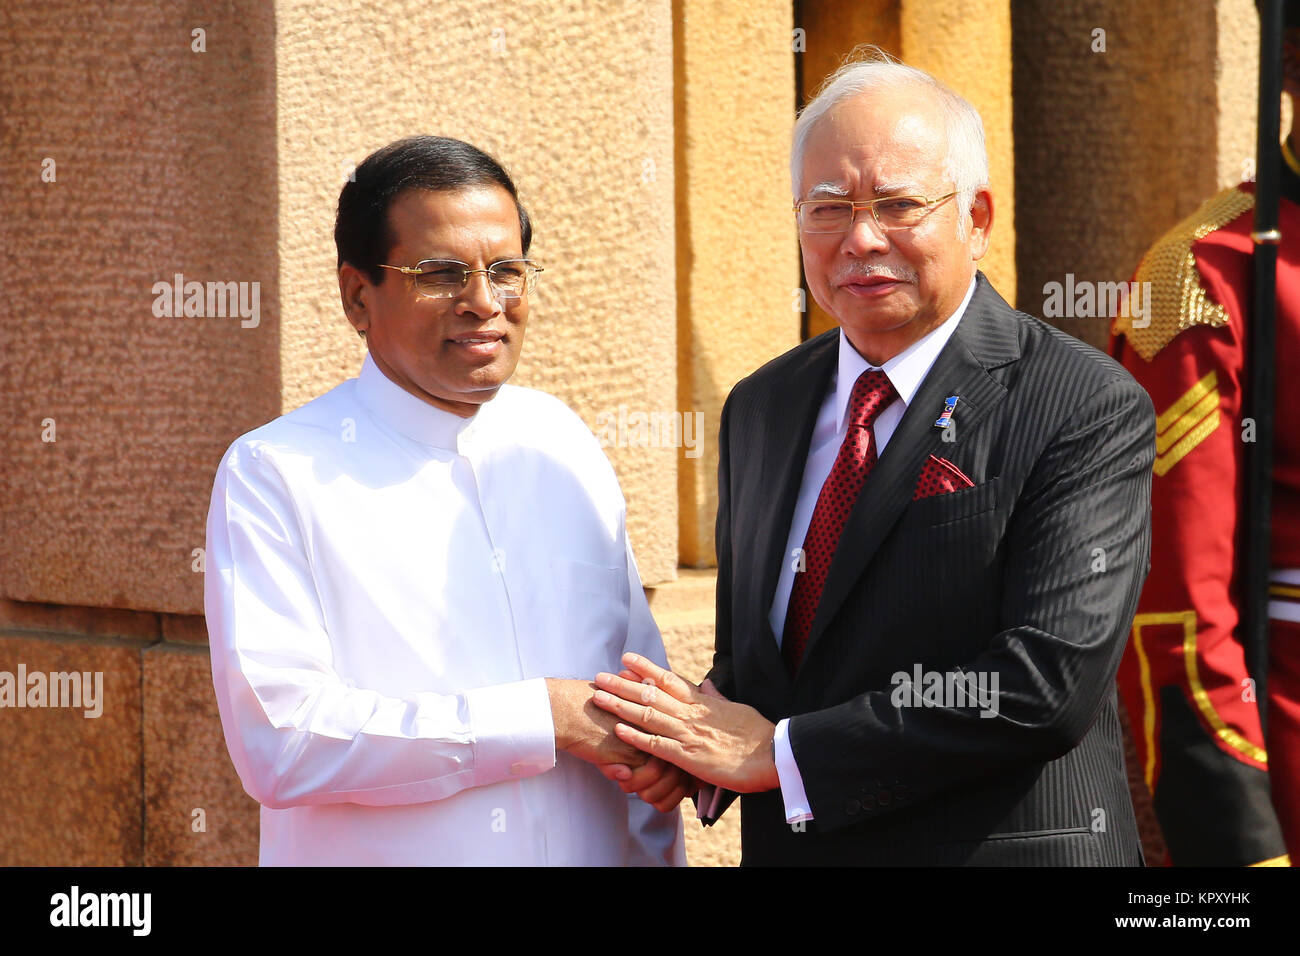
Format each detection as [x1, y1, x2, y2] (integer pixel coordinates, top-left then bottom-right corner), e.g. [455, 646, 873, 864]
[1112, 187, 1255, 361]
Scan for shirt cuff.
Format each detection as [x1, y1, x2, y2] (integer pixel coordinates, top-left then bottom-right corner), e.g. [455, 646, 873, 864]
[774, 717, 813, 823]
[463, 677, 556, 786]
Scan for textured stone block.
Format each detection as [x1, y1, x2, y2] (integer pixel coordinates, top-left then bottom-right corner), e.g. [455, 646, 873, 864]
[0, 0, 281, 614]
[0, 635, 143, 865]
[161, 613, 208, 646]
[0, 599, 160, 641]
[142, 643, 258, 866]
[675, 0, 801, 568]
[1012, 0, 1227, 346]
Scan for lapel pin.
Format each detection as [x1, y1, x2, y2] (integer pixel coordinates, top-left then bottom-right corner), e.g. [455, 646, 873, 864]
[934, 395, 959, 429]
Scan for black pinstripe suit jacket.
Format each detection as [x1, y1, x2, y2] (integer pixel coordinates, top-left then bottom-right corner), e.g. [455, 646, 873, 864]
[707, 273, 1155, 866]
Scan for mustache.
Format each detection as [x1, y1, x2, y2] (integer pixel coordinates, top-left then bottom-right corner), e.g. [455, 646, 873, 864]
[836, 263, 918, 284]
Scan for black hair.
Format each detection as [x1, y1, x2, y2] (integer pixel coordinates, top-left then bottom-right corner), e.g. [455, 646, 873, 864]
[335, 135, 532, 285]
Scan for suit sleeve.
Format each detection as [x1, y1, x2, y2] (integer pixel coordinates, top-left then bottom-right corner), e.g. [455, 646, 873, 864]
[705, 393, 736, 698]
[789, 375, 1156, 831]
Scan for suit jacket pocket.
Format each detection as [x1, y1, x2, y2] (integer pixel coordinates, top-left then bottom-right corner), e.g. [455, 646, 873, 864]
[901, 475, 1001, 528]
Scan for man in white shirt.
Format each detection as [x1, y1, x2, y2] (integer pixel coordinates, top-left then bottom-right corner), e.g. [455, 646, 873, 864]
[205, 135, 687, 866]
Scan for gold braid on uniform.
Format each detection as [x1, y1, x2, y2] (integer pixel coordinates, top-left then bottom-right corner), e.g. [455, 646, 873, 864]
[1111, 188, 1255, 362]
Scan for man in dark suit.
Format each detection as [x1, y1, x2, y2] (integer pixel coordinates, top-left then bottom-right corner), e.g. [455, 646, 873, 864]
[592, 53, 1154, 865]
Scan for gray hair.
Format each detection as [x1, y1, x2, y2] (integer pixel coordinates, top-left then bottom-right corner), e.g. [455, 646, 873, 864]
[791, 48, 988, 238]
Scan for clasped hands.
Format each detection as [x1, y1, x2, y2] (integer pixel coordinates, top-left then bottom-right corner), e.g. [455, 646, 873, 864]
[549, 653, 779, 814]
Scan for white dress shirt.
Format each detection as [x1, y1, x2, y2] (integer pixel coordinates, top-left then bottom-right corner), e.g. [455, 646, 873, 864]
[770, 278, 976, 822]
[205, 354, 685, 866]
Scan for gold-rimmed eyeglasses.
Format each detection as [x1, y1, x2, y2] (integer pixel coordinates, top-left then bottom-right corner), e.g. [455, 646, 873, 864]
[793, 191, 958, 235]
[377, 258, 544, 299]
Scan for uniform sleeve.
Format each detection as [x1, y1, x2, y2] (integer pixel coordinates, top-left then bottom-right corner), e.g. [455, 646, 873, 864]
[1113, 317, 1266, 776]
[1116, 319, 1245, 649]
[205, 443, 556, 811]
[618, 527, 687, 866]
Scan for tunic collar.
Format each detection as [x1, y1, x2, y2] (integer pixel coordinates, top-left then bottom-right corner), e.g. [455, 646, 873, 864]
[356, 353, 478, 450]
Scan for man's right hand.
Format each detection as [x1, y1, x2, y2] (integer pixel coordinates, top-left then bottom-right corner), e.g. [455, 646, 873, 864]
[592, 671, 723, 812]
[546, 678, 648, 778]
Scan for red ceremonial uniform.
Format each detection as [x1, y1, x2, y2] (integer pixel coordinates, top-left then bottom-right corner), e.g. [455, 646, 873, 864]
[1110, 164, 1300, 866]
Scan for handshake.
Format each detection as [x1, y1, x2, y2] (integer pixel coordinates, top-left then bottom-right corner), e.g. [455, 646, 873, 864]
[545, 653, 782, 814]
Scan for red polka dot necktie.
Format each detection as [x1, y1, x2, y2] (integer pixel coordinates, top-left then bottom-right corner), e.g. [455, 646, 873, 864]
[782, 369, 897, 676]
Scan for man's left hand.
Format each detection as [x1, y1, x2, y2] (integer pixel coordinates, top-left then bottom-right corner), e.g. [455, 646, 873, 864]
[598, 757, 697, 812]
[592, 653, 780, 794]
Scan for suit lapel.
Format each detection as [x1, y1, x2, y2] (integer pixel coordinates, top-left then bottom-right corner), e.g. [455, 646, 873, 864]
[748, 331, 838, 692]
[802, 274, 1022, 669]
